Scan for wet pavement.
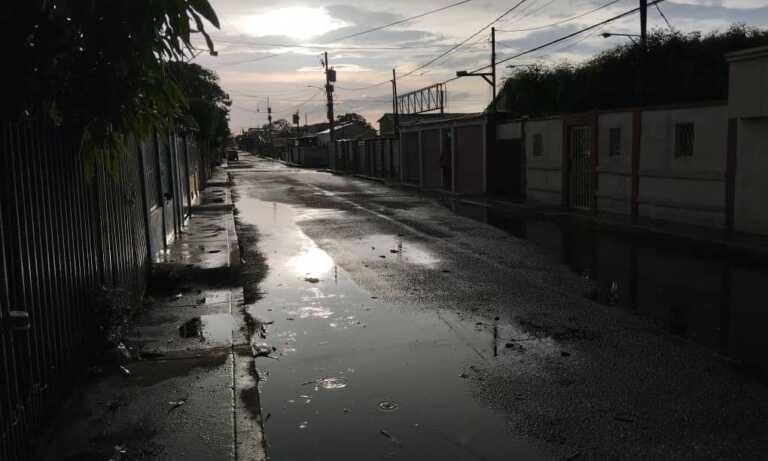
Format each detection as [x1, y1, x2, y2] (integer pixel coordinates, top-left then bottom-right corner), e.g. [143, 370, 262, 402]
[231, 154, 768, 460]
[35, 154, 768, 461]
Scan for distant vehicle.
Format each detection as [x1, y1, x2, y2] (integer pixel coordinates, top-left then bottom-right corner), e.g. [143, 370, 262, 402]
[226, 148, 239, 161]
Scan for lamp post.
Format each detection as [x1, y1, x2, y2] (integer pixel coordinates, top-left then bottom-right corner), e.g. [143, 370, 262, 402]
[601, 32, 641, 45]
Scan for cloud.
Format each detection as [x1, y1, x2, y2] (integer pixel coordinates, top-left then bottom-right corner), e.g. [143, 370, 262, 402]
[202, 0, 768, 131]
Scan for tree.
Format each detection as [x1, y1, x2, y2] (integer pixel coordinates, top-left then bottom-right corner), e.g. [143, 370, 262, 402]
[1, 0, 221, 163]
[167, 62, 231, 153]
[495, 25, 768, 116]
[337, 113, 373, 130]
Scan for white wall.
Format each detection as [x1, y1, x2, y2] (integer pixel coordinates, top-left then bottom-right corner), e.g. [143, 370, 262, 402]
[735, 117, 768, 235]
[638, 106, 728, 227]
[497, 121, 522, 140]
[597, 112, 634, 215]
[526, 118, 563, 204]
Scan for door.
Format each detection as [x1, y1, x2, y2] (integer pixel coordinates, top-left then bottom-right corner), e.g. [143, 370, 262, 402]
[489, 139, 524, 198]
[569, 126, 594, 210]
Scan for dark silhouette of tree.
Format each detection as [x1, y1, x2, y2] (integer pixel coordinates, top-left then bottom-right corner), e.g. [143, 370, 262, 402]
[496, 25, 768, 116]
[1, 0, 220, 162]
[336, 113, 374, 130]
[167, 62, 231, 154]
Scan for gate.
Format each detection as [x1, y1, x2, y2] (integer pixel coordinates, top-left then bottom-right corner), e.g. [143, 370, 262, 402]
[569, 125, 594, 210]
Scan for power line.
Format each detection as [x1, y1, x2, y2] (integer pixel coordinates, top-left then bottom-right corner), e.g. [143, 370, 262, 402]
[397, 0, 531, 80]
[208, 0, 476, 67]
[338, 0, 532, 92]
[655, 3, 674, 32]
[210, 38, 458, 51]
[469, 0, 665, 73]
[496, 0, 625, 33]
[325, 0, 475, 43]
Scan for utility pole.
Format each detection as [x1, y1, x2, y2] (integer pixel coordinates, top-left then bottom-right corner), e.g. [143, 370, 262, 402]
[491, 27, 497, 113]
[639, 0, 648, 51]
[324, 51, 336, 161]
[455, 28, 497, 111]
[391, 68, 400, 137]
[267, 96, 272, 144]
[639, 0, 648, 104]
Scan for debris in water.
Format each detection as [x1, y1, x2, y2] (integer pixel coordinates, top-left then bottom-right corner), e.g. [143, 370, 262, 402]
[299, 421, 308, 429]
[378, 401, 399, 412]
[119, 365, 131, 377]
[251, 343, 273, 357]
[168, 398, 187, 412]
[304, 277, 320, 283]
[614, 415, 635, 423]
[459, 372, 468, 379]
[173, 293, 183, 300]
[380, 429, 401, 445]
[561, 351, 571, 357]
[116, 342, 132, 362]
[264, 413, 271, 423]
[389, 249, 399, 254]
[379, 255, 386, 258]
[109, 445, 128, 461]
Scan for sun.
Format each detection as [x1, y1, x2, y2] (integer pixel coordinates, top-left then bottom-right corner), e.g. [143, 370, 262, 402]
[241, 7, 348, 41]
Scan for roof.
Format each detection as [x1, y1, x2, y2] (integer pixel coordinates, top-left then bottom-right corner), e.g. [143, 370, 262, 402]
[399, 113, 485, 128]
[377, 113, 469, 123]
[726, 45, 768, 62]
[315, 121, 356, 135]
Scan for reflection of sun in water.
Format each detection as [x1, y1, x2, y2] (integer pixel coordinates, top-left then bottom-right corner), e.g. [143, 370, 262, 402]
[289, 246, 334, 278]
[241, 7, 348, 41]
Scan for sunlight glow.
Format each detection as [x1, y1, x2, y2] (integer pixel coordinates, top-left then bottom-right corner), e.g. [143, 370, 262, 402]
[289, 247, 334, 278]
[241, 7, 348, 41]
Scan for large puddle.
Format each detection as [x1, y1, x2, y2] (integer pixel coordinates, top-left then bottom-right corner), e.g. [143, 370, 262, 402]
[446, 200, 768, 379]
[233, 190, 549, 460]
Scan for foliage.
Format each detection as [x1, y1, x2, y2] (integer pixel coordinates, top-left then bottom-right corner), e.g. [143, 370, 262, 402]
[167, 62, 231, 151]
[264, 119, 292, 134]
[1, 0, 220, 166]
[496, 25, 768, 116]
[337, 113, 373, 130]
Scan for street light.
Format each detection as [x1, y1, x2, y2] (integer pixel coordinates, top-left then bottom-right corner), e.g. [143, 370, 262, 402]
[601, 32, 641, 45]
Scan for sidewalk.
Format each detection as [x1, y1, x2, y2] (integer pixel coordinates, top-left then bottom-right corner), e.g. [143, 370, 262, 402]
[33, 175, 267, 461]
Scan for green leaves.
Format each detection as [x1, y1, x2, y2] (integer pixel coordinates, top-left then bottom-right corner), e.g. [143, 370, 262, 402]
[3, 0, 225, 166]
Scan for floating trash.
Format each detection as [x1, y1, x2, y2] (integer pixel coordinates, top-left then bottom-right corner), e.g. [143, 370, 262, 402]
[251, 342, 274, 357]
[306, 376, 348, 390]
[298, 421, 309, 429]
[377, 401, 399, 412]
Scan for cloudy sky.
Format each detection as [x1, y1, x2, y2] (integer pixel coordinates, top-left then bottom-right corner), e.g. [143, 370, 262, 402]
[190, 0, 768, 132]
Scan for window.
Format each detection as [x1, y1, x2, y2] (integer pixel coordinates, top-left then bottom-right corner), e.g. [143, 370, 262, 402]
[608, 127, 622, 157]
[675, 123, 695, 157]
[532, 134, 543, 157]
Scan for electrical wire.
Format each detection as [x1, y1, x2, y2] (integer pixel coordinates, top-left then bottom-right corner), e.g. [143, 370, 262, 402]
[467, 0, 665, 74]
[397, 0, 531, 80]
[655, 3, 674, 32]
[496, 0, 624, 33]
[324, 0, 474, 43]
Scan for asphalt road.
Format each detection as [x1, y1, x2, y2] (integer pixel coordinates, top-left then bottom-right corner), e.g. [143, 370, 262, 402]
[230, 153, 768, 461]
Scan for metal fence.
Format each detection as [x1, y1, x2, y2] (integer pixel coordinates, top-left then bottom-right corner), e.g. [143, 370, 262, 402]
[333, 137, 400, 179]
[0, 118, 210, 460]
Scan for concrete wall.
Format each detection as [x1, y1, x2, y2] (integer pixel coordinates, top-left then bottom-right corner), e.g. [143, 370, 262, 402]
[597, 112, 634, 215]
[421, 129, 442, 188]
[454, 124, 485, 194]
[525, 118, 563, 204]
[728, 46, 768, 119]
[638, 105, 728, 227]
[734, 117, 768, 235]
[403, 132, 420, 184]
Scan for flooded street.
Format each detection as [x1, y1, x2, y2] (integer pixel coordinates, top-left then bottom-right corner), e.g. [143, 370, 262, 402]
[229, 154, 768, 460]
[233, 179, 547, 460]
